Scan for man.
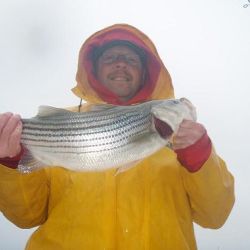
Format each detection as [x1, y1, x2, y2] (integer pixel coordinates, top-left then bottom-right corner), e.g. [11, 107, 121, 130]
[0, 24, 234, 250]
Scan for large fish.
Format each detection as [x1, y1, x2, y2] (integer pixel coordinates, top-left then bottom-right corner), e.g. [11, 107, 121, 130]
[19, 98, 196, 173]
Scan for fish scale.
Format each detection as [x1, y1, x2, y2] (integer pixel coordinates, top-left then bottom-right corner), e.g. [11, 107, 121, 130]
[18, 99, 196, 173]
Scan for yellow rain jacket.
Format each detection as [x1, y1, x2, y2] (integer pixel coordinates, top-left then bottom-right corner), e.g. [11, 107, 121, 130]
[0, 24, 234, 250]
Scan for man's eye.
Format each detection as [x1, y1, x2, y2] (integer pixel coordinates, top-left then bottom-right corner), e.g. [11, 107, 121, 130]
[103, 56, 111, 60]
[102, 55, 115, 62]
[127, 57, 139, 64]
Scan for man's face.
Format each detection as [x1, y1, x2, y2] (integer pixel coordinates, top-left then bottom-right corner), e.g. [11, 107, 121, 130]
[96, 45, 144, 102]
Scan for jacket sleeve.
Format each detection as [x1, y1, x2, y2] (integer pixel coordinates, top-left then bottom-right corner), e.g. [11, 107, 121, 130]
[0, 164, 49, 229]
[180, 147, 235, 229]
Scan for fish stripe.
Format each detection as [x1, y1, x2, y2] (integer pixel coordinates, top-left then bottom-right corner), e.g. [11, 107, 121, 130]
[22, 114, 151, 137]
[22, 104, 150, 124]
[22, 110, 150, 129]
[21, 119, 150, 143]
[22, 130, 145, 149]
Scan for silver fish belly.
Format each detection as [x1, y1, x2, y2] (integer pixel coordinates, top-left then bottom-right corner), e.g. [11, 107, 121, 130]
[19, 99, 196, 172]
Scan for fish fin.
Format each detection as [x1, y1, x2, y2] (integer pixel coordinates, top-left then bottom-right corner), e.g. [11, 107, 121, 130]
[18, 149, 47, 173]
[115, 160, 141, 175]
[37, 106, 73, 117]
[89, 104, 115, 112]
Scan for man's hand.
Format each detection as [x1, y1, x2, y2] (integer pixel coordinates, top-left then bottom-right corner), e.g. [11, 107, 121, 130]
[0, 113, 22, 158]
[173, 119, 206, 150]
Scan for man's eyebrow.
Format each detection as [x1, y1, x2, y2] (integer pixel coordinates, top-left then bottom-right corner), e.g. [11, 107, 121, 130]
[102, 52, 140, 56]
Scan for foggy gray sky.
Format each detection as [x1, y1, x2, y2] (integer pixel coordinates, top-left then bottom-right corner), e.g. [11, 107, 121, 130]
[0, 0, 250, 249]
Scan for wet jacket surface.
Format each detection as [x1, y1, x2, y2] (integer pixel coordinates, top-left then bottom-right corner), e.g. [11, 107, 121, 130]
[0, 24, 235, 250]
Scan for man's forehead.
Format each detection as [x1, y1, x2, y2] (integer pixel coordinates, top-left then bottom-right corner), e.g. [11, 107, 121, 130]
[102, 45, 140, 55]
[92, 40, 146, 60]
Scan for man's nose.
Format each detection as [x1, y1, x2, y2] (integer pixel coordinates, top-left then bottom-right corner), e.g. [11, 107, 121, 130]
[114, 55, 128, 67]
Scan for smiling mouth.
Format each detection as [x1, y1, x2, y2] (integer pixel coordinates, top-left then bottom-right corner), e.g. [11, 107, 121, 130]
[110, 76, 130, 81]
[109, 72, 131, 81]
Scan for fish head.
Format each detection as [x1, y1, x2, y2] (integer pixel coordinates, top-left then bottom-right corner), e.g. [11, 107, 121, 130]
[151, 98, 197, 135]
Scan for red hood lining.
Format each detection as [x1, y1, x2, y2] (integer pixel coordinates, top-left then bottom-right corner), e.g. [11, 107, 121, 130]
[80, 29, 161, 105]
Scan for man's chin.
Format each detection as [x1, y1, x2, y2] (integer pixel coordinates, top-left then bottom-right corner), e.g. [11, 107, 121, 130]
[113, 92, 133, 102]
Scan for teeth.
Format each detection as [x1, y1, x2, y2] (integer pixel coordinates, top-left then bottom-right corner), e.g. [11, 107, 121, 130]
[109, 72, 130, 81]
[114, 77, 127, 80]
[111, 76, 128, 81]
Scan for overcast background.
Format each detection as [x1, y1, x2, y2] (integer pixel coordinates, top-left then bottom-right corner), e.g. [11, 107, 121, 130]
[0, 0, 249, 249]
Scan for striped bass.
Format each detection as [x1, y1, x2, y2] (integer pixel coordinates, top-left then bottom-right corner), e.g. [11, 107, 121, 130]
[18, 98, 196, 173]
